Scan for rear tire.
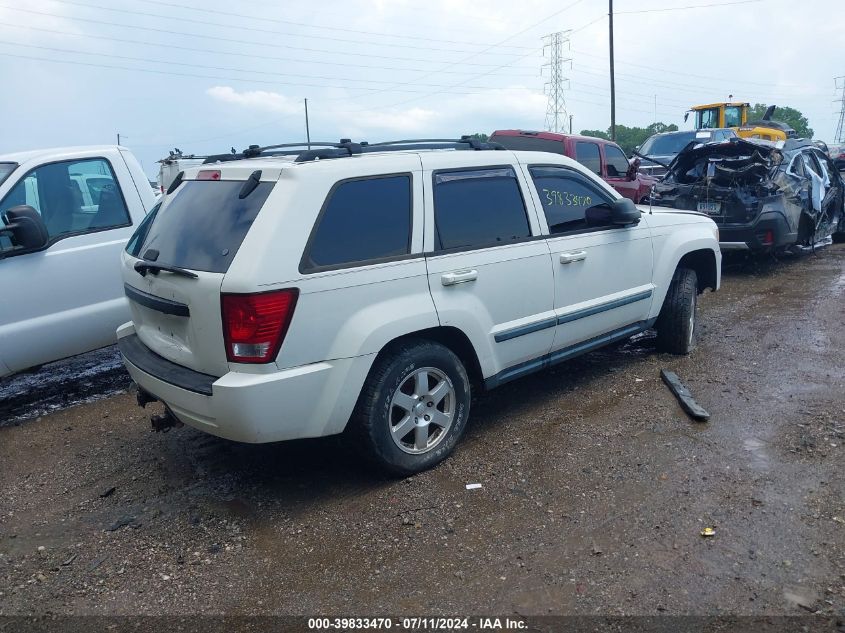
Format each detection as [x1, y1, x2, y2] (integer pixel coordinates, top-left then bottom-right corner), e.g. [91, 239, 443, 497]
[350, 340, 471, 476]
[655, 267, 698, 355]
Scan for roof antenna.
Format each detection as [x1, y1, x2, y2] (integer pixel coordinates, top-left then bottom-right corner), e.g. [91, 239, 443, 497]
[649, 185, 654, 214]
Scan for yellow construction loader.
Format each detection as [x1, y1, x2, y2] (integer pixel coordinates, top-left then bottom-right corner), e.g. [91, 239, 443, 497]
[686, 103, 795, 141]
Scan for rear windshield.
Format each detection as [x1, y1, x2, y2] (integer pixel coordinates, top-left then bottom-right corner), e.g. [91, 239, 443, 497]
[133, 179, 274, 273]
[490, 135, 566, 155]
[639, 132, 698, 157]
[0, 162, 17, 187]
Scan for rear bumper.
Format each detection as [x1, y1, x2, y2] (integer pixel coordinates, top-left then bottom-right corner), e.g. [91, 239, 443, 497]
[717, 211, 796, 253]
[117, 325, 374, 443]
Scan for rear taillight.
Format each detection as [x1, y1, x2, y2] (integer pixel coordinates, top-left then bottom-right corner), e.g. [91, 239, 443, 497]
[221, 289, 298, 363]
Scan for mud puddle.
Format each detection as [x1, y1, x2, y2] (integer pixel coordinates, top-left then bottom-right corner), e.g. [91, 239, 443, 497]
[0, 345, 130, 426]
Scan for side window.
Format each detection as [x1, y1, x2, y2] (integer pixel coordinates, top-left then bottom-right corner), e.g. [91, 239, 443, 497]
[605, 145, 630, 178]
[304, 174, 411, 271]
[803, 152, 822, 178]
[126, 201, 160, 257]
[0, 158, 130, 242]
[529, 166, 614, 234]
[575, 142, 601, 176]
[433, 167, 530, 251]
[724, 107, 742, 128]
[787, 154, 806, 178]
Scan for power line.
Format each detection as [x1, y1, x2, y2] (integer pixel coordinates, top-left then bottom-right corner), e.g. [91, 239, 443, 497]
[615, 0, 765, 14]
[0, 39, 543, 92]
[543, 31, 571, 133]
[48, 0, 533, 55]
[347, 0, 589, 112]
[0, 23, 534, 77]
[570, 48, 806, 89]
[122, 0, 537, 50]
[0, 5, 538, 68]
[0, 51, 519, 95]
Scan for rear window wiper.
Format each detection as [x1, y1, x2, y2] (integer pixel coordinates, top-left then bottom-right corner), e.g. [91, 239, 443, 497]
[133, 260, 198, 279]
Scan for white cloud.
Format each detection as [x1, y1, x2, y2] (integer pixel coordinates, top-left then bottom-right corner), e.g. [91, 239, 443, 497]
[206, 86, 302, 115]
[205, 84, 546, 141]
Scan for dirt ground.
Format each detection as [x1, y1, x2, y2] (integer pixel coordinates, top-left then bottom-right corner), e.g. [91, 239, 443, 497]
[1, 245, 844, 617]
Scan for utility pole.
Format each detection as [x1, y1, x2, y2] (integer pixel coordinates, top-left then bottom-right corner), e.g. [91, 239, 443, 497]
[609, 0, 616, 141]
[542, 30, 572, 133]
[835, 77, 845, 144]
[569, 114, 574, 134]
[304, 98, 311, 149]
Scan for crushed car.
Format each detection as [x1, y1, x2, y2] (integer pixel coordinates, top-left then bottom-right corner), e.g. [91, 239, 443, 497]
[651, 137, 844, 252]
[635, 129, 737, 178]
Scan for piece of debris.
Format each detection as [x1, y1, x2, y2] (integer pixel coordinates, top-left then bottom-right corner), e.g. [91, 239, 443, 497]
[106, 515, 140, 532]
[465, 483, 482, 490]
[832, 516, 845, 524]
[99, 487, 116, 498]
[784, 589, 816, 611]
[61, 553, 78, 567]
[700, 527, 716, 537]
[88, 555, 108, 572]
[661, 369, 710, 421]
[591, 543, 603, 556]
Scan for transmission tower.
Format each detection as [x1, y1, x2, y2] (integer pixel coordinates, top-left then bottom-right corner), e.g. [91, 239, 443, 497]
[542, 31, 572, 133]
[835, 76, 845, 144]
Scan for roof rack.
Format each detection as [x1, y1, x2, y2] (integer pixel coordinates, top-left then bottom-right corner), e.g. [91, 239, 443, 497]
[214, 136, 505, 164]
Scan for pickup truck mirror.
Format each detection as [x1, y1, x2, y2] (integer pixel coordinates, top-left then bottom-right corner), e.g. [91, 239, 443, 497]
[610, 198, 641, 226]
[1, 205, 49, 253]
[626, 157, 641, 181]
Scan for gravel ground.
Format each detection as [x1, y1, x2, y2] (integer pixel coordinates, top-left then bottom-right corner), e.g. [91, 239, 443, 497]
[1, 245, 844, 617]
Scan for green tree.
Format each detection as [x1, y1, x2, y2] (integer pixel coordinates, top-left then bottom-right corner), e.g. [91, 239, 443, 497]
[579, 129, 610, 140]
[746, 104, 813, 138]
[469, 132, 489, 142]
[580, 122, 679, 155]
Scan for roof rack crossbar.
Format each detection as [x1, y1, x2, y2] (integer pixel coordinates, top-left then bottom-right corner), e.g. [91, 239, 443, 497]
[216, 137, 505, 163]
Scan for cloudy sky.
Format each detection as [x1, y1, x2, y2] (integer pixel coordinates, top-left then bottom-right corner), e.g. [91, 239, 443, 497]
[1, 0, 842, 177]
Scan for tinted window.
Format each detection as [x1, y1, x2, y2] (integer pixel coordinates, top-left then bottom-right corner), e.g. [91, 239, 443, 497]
[126, 201, 160, 257]
[0, 163, 16, 187]
[724, 106, 742, 127]
[433, 168, 530, 251]
[575, 142, 601, 175]
[529, 166, 614, 234]
[305, 175, 411, 270]
[0, 158, 129, 240]
[639, 132, 697, 156]
[489, 134, 566, 155]
[605, 145, 630, 177]
[138, 180, 273, 273]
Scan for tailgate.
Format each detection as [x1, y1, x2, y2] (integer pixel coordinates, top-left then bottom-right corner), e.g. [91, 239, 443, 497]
[123, 261, 228, 376]
[121, 169, 278, 377]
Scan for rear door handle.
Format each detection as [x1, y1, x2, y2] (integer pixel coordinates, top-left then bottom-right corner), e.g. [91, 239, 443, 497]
[559, 251, 587, 264]
[441, 269, 478, 286]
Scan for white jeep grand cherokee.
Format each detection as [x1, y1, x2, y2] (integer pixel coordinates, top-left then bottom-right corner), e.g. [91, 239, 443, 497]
[117, 138, 721, 475]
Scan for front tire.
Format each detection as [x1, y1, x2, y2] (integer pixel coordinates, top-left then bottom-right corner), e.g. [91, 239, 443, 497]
[655, 267, 698, 355]
[350, 340, 471, 476]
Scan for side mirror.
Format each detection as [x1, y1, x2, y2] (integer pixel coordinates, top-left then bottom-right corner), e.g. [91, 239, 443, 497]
[626, 157, 641, 181]
[1, 205, 49, 252]
[634, 145, 640, 152]
[610, 198, 641, 226]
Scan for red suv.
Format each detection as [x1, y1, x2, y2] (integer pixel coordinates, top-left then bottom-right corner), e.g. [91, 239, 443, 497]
[490, 130, 656, 203]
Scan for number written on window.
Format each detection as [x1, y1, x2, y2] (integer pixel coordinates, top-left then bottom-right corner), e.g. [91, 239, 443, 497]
[542, 188, 593, 208]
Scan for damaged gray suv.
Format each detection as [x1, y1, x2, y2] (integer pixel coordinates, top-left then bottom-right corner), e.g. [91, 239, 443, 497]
[652, 138, 844, 252]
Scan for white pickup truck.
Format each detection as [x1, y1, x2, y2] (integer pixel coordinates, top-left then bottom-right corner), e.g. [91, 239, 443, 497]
[0, 145, 157, 377]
